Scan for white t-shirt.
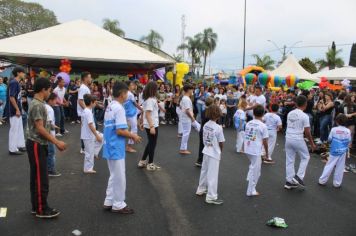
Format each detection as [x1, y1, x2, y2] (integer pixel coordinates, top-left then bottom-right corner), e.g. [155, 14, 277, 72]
[214, 94, 227, 101]
[143, 97, 159, 129]
[180, 96, 193, 123]
[234, 109, 246, 131]
[81, 107, 96, 140]
[263, 113, 282, 131]
[45, 104, 55, 137]
[286, 108, 310, 140]
[53, 86, 66, 106]
[202, 120, 225, 160]
[246, 95, 256, 117]
[255, 95, 266, 109]
[220, 104, 227, 114]
[77, 84, 91, 116]
[329, 126, 351, 156]
[244, 119, 269, 156]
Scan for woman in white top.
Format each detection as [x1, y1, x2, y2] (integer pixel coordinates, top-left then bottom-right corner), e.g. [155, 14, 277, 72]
[138, 82, 162, 171]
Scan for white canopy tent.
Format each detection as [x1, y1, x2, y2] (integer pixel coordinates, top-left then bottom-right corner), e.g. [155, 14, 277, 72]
[313, 66, 356, 81]
[0, 19, 174, 73]
[271, 54, 319, 82]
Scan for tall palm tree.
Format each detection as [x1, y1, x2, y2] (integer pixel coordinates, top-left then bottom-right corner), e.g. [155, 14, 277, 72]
[102, 18, 125, 37]
[140, 30, 164, 52]
[252, 54, 275, 70]
[197, 28, 218, 77]
[177, 35, 202, 73]
[316, 41, 344, 70]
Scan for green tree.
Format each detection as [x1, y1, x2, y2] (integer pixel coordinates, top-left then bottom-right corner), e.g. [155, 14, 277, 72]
[197, 28, 218, 77]
[172, 53, 183, 62]
[140, 30, 164, 52]
[316, 41, 344, 70]
[102, 18, 125, 37]
[177, 35, 202, 73]
[0, 0, 58, 39]
[349, 43, 356, 67]
[299, 57, 317, 74]
[252, 54, 275, 70]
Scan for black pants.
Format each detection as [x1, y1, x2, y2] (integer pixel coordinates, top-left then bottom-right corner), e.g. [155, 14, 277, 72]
[26, 139, 49, 214]
[197, 128, 204, 164]
[142, 128, 158, 163]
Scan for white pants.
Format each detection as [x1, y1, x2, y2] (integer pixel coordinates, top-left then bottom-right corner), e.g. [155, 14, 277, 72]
[176, 107, 183, 134]
[196, 154, 220, 200]
[246, 154, 262, 195]
[180, 121, 192, 150]
[83, 133, 103, 172]
[261, 130, 277, 160]
[319, 153, 346, 187]
[285, 139, 310, 182]
[159, 101, 165, 118]
[104, 159, 127, 210]
[9, 116, 25, 152]
[236, 131, 245, 152]
[127, 116, 137, 145]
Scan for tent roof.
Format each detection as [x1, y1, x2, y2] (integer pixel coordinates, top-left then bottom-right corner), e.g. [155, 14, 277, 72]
[0, 19, 174, 73]
[313, 66, 356, 80]
[271, 54, 318, 82]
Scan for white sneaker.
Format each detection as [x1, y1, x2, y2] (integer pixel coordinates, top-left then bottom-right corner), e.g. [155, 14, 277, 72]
[146, 163, 161, 171]
[64, 130, 69, 134]
[55, 133, 62, 137]
[138, 160, 147, 168]
[71, 121, 75, 124]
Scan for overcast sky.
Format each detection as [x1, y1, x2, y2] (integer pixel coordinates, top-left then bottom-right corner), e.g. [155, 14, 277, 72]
[25, 0, 356, 72]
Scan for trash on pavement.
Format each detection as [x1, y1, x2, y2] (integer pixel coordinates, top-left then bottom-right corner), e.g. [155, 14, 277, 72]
[266, 217, 288, 228]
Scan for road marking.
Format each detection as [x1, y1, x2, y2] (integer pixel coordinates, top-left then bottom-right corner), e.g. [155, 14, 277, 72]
[0, 208, 7, 217]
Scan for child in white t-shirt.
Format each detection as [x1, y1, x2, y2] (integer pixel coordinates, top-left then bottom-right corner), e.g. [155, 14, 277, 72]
[81, 94, 103, 174]
[196, 104, 225, 205]
[46, 93, 61, 177]
[234, 99, 247, 153]
[319, 114, 351, 188]
[262, 104, 282, 164]
[244, 105, 269, 197]
[219, 99, 227, 128]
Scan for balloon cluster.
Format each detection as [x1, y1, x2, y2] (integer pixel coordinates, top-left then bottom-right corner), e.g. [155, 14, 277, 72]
[166, 63, 189, 87]
[285, 75, 299, 87]
[244, 73, 257, 85]
[59, 59, 72, 73]
[257, 72, 271, 86]
[319, 77, 329, 89]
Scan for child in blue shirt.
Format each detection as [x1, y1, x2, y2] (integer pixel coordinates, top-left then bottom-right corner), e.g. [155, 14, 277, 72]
[319, 114, 351, 188]
[103, 82, 142, 214]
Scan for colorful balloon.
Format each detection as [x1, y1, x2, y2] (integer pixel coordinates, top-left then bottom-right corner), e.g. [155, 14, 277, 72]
[257, 72, 271, 86]
[285, 75, 299, 87]
[272, 76, 283, 87]
[244, 73, 257, 85]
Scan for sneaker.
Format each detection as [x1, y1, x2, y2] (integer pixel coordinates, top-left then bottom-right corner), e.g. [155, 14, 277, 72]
[205, 199, 224, 205]
[64, 130, 69, 134]
[195, 162, 202, 167]
[160, 121, 166, 125]
[146, 163, 159, 171]
[9, 151, 23, 155]
[196, 190, 207, 196]
[48, 171, 61, 177]
[18, 147, 27, 152]
[284, 181, 298, 190]
[152, 163, 161, 170]
[103, 205, 112, 211]
[111, 206, 134, 214]
[71, 121, 75, 124]
[318, 182, 326, 187]
[80, 148, 85, 154]
[138, 160, 147, 168]
[35, 208, 60, 219]
[292, 175, 305, 188]
[168, 121, 173, 125]
[55, 133, 62, 137]
[76, 120, 81, 124]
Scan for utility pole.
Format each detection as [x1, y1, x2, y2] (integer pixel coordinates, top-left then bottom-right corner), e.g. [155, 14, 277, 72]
[181, 15, 186, 61]
[242, 0, 247, 69]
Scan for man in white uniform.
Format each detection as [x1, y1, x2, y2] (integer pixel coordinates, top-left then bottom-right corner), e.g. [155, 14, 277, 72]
[284, 95, 316, 190]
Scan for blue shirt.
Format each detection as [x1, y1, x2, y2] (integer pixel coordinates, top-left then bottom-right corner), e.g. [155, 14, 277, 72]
[0, 84, 7, 104]
[5, 79, 22, 117]
[329, 126, 351, 156]
[123, 91, 137, 118]
[103, 101, 128, 160]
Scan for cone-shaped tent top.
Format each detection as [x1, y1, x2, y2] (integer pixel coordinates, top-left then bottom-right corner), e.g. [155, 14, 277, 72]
[271, 54, 318, 82]
[313, 66, 356, 80]
[0, 19, 174, 73]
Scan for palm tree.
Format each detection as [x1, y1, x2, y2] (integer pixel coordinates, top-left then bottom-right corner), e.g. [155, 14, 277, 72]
[252, 54, 275, 70]
[102, 18, 125, 37]
[140, 30, 164, 52]
[172, 53, 183, 62]
[197, 28, 218, 77]
[316, 41, 344, 70]
[177, 35, 202, 73]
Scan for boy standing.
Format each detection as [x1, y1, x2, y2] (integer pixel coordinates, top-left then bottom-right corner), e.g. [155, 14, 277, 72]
[26, 78, 66, 218]
[319, 114, 351, 188]
[81, 94, 103, 174]
[196, 104, 225, 205]
[284, 95, 316, 190]
[234, 99, 247, 153]
[53, 77, 68, 136]
[244, 105, 269, 196]
[7, 67, 26, 155]
[262, 104, 282, 164]
[103, 82, 142, 214]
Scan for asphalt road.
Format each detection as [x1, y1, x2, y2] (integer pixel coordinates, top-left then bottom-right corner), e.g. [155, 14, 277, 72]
[0, 122, 355, 236]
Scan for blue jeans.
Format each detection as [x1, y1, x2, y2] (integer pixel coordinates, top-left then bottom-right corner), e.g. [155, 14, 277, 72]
[196, 102, 204, 123]
[53, 106, 65, 133]
[0, 103, 4, 120]
[320, 114, 331, 142]
[47, 142, 56, 172]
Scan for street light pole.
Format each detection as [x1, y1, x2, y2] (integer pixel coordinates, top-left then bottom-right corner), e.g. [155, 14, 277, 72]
[242, 0, 247, 69]
[267, 40, 302, 64]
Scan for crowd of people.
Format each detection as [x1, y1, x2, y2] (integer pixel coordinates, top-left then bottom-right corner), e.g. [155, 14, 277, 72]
[1, 67, 355, 219]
